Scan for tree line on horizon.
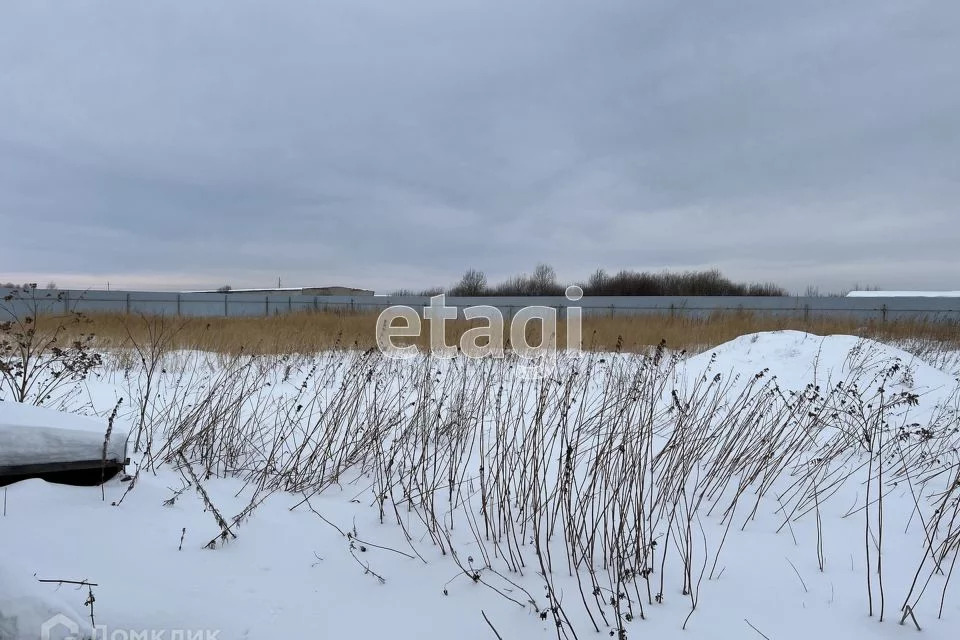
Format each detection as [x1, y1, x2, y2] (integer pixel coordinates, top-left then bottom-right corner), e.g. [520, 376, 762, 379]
[392, 265, 787, 297]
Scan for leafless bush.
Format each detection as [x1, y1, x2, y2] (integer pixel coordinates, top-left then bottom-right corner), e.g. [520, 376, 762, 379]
[0, 285, 102, 404]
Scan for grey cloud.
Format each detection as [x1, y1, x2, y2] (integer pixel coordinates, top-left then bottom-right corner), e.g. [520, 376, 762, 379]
[1, 0, 958, 293]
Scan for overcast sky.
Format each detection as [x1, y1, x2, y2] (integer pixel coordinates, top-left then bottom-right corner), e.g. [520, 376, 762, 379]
[1, 0, 957, 294]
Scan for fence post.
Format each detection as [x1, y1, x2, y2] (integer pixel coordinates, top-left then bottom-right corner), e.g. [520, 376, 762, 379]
[176, 293, 181, 316]
[63, 290, 69, 314]
[288, 296, 293, 313]
[224, 295, 228, 317]
[881, 304, 888, 323]
[803, 303, 810, 323]
[125, 293, 131, 314]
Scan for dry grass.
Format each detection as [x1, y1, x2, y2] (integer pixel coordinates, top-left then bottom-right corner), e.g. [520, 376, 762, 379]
[582, 311, 960, 353]
[68, 310, 960, 355]
[121, 338, 960, 631]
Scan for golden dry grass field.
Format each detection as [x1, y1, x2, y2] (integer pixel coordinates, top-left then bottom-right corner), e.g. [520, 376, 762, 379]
[61, 310, 960, 355]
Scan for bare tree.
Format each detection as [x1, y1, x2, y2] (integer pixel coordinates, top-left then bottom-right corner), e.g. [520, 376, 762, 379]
[530, 263, 559, 295]
[587, 268, 608, 293]
[450, 269, 487, 297]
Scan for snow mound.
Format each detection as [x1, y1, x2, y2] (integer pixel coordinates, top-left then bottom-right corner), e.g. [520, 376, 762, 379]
[0, 402, 128, 468]
[683, 330, 955, 393]
[0, 556, 94, 640]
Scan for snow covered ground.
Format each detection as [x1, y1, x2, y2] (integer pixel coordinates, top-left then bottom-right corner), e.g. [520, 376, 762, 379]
[2, 331, 960, 639]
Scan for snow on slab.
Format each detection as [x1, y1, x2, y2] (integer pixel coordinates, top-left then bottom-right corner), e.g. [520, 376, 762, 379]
[0, 402, 127, 468]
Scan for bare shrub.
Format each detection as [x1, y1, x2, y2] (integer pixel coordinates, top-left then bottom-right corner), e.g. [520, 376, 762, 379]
[0, 285, 102, 404]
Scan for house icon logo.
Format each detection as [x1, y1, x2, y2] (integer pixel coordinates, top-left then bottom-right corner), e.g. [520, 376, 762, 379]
[40, 613, 81, 640]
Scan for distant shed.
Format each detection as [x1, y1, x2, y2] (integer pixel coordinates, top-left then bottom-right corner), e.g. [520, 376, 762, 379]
[301, 286, 375, 296]
[186, 286, 375, 296]
[846, 291, 960, 297]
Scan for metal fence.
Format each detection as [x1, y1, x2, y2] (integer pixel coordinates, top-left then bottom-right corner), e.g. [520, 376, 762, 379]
[3, 288, 960, 323]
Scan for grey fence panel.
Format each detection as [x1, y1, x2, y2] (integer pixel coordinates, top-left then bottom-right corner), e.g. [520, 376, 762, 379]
[126, 291, 180, 316]
[67, 291, 132, 316]
[2, 288, 959, 322]
[0, 289, 65, 318]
